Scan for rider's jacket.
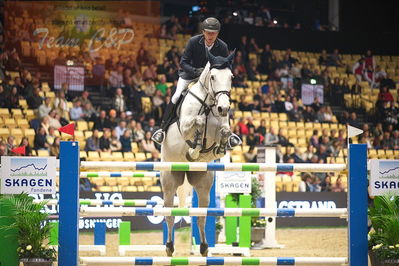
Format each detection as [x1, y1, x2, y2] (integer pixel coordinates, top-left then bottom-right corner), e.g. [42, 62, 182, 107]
[179, 34, 229, 80]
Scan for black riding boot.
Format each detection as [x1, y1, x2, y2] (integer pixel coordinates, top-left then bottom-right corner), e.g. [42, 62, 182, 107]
[151, 102, 176, 144]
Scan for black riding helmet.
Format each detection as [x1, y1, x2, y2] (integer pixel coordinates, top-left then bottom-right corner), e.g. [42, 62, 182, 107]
[202, 17, 221, 32]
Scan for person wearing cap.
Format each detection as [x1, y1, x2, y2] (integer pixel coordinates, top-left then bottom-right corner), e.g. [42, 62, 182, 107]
[152, 17, 229, 144]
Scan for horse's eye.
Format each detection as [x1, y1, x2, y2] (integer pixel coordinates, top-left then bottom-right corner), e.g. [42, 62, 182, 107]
[211, 75, 215, 80]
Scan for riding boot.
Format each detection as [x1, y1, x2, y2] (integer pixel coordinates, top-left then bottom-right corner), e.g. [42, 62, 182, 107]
[151, 102, 176, 144]
[227, 133, 242, 149]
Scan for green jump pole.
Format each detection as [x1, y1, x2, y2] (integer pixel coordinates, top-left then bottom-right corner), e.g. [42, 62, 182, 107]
[0, 202, 19, 266]
[119, 221, 131, 245]
[225, 194, 238, 245]
[239, 194, 251, 248]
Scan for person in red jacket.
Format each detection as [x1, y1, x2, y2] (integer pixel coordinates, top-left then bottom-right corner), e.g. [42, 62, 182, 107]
[352, 57, 365, 82]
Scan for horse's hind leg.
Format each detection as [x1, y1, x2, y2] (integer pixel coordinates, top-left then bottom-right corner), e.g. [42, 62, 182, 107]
[187, 171, 214, 257]
[161, 171, 185, 256]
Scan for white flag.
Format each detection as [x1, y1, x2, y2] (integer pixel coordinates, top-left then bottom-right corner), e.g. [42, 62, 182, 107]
[348, 125, 363, 138]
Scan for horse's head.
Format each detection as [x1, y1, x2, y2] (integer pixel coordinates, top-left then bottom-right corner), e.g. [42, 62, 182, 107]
[204, 49, 235, 117]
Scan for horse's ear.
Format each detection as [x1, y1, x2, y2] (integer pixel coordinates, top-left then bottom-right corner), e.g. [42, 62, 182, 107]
[206, 48, 217, 65]
[227, 49, 236, 64]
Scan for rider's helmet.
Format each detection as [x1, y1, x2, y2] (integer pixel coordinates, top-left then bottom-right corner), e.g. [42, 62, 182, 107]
[202, 17, 221, 32]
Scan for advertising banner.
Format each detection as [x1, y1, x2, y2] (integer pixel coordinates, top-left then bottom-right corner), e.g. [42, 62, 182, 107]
[370, 159, 399, 196]
[1, 157, 56, 194]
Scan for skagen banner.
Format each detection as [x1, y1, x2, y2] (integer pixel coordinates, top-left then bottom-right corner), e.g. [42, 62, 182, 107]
[34, 191, 347, 231]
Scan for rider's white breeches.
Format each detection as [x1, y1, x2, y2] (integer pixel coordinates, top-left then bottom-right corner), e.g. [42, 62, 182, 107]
[171, 77, 194, 104]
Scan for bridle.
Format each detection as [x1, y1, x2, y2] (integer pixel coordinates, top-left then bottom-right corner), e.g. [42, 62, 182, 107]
[198, 67, 231, 108]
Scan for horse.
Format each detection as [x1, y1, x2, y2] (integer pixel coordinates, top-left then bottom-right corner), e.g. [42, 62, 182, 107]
[161, 49, 235, 257]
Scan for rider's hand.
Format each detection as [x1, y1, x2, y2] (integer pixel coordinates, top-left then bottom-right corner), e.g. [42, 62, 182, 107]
[194, 67, 204, 77]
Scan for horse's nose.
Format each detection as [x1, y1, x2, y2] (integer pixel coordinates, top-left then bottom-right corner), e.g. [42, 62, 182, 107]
[218, 106, 223, 113]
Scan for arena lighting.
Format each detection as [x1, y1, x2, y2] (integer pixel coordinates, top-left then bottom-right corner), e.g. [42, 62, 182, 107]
[233, 11, 238, 16]
[66, 60, 74, 66]
[310, 78, 317, 84]
[273, 19, 278, 24]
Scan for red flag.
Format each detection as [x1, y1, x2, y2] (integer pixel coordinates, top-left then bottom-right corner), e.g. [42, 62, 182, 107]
[11, 146, 26, 155]
[58, 123, 75, 136]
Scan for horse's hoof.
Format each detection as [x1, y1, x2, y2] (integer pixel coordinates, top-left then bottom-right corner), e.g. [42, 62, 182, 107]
[188, 148, 200, 160]
[166, 241, 174, 257]
[200, 243, 208, 257]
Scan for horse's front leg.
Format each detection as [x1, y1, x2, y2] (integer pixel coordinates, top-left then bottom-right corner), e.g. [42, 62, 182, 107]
[161, 171, 184, 256]
[181, 115, 205, 160]
[215, 126, 230, 155]
[187, 171, 214, 257]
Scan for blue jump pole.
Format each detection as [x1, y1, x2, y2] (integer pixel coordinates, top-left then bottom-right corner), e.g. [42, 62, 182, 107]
[348, 144, 368, 266]
[58, 141, 80, 266]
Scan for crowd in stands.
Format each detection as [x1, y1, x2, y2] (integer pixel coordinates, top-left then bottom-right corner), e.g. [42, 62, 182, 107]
[1, 6, 398, 193]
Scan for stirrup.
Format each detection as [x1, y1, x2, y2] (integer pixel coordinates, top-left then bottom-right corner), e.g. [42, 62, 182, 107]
[151, 129, 165, 145]
[227, 133, 242, 149]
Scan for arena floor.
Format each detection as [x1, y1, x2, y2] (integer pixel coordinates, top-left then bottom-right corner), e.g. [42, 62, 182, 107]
[75, 227, 350, 266]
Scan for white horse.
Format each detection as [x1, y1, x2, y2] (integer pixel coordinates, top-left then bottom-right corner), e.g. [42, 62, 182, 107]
[161, 50, 235, 256]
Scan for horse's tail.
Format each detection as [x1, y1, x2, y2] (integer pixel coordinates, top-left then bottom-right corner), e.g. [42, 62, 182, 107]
[176, 174, 191, 208]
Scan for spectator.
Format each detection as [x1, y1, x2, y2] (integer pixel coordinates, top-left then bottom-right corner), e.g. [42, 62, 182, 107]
[133, 122, 145, 142]
[82, 103, 97, 121]
[144, 118, 158, 133]
[54, 91, 69, 118]
[37, 97, 52, 119]
[348, 112, 361, 128]
[352, 57, 365, 82]
[318, 49, 329, 66]
[85, 129, 101, 152]
[265, 127, 279, 145]
[108, 65, 124, 89]
[141, 131, 158, 153]
[299, 173, 313, 192]
[302, 145, 314, 162]
[19, 137, 32, 156]
[99, 128, 112, 152]
[258, 44, 273, 74]
[363, 50, 375, 70]
[309, 130, 319, 148]
[320, 176, 333, 192]
[110, 129, 122, 151]
[69, 99, 84, 121]
[256, 119, 267, 135]
[331, 176, 346, 192]
[328, 48, 343, 67]
[277, 129, 294, 147]
[377, 86, 394, 108]
[6, 136, 15, 154]
[6, 86, 20, 109]
[120, 129, 133, 152]
[303, 105, 316, 122]
[27, 87, 43, 110]
[292, 147, 305, 163]
[92, 110, 112, 131]
[142, 64, 158, 81]
[146, 150, 161, 162]
[77, 90, 92, 106]
[113, 87, 127, 113]
[34, 126, 49, 150]
[310, 97, 321, 113]
[46, 126, 57, 146]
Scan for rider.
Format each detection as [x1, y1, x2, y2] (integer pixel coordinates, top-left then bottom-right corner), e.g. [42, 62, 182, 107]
[152, 17, 241, 148]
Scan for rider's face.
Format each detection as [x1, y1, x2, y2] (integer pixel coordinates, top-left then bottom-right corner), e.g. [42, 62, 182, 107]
[203, 30, 219, 46]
